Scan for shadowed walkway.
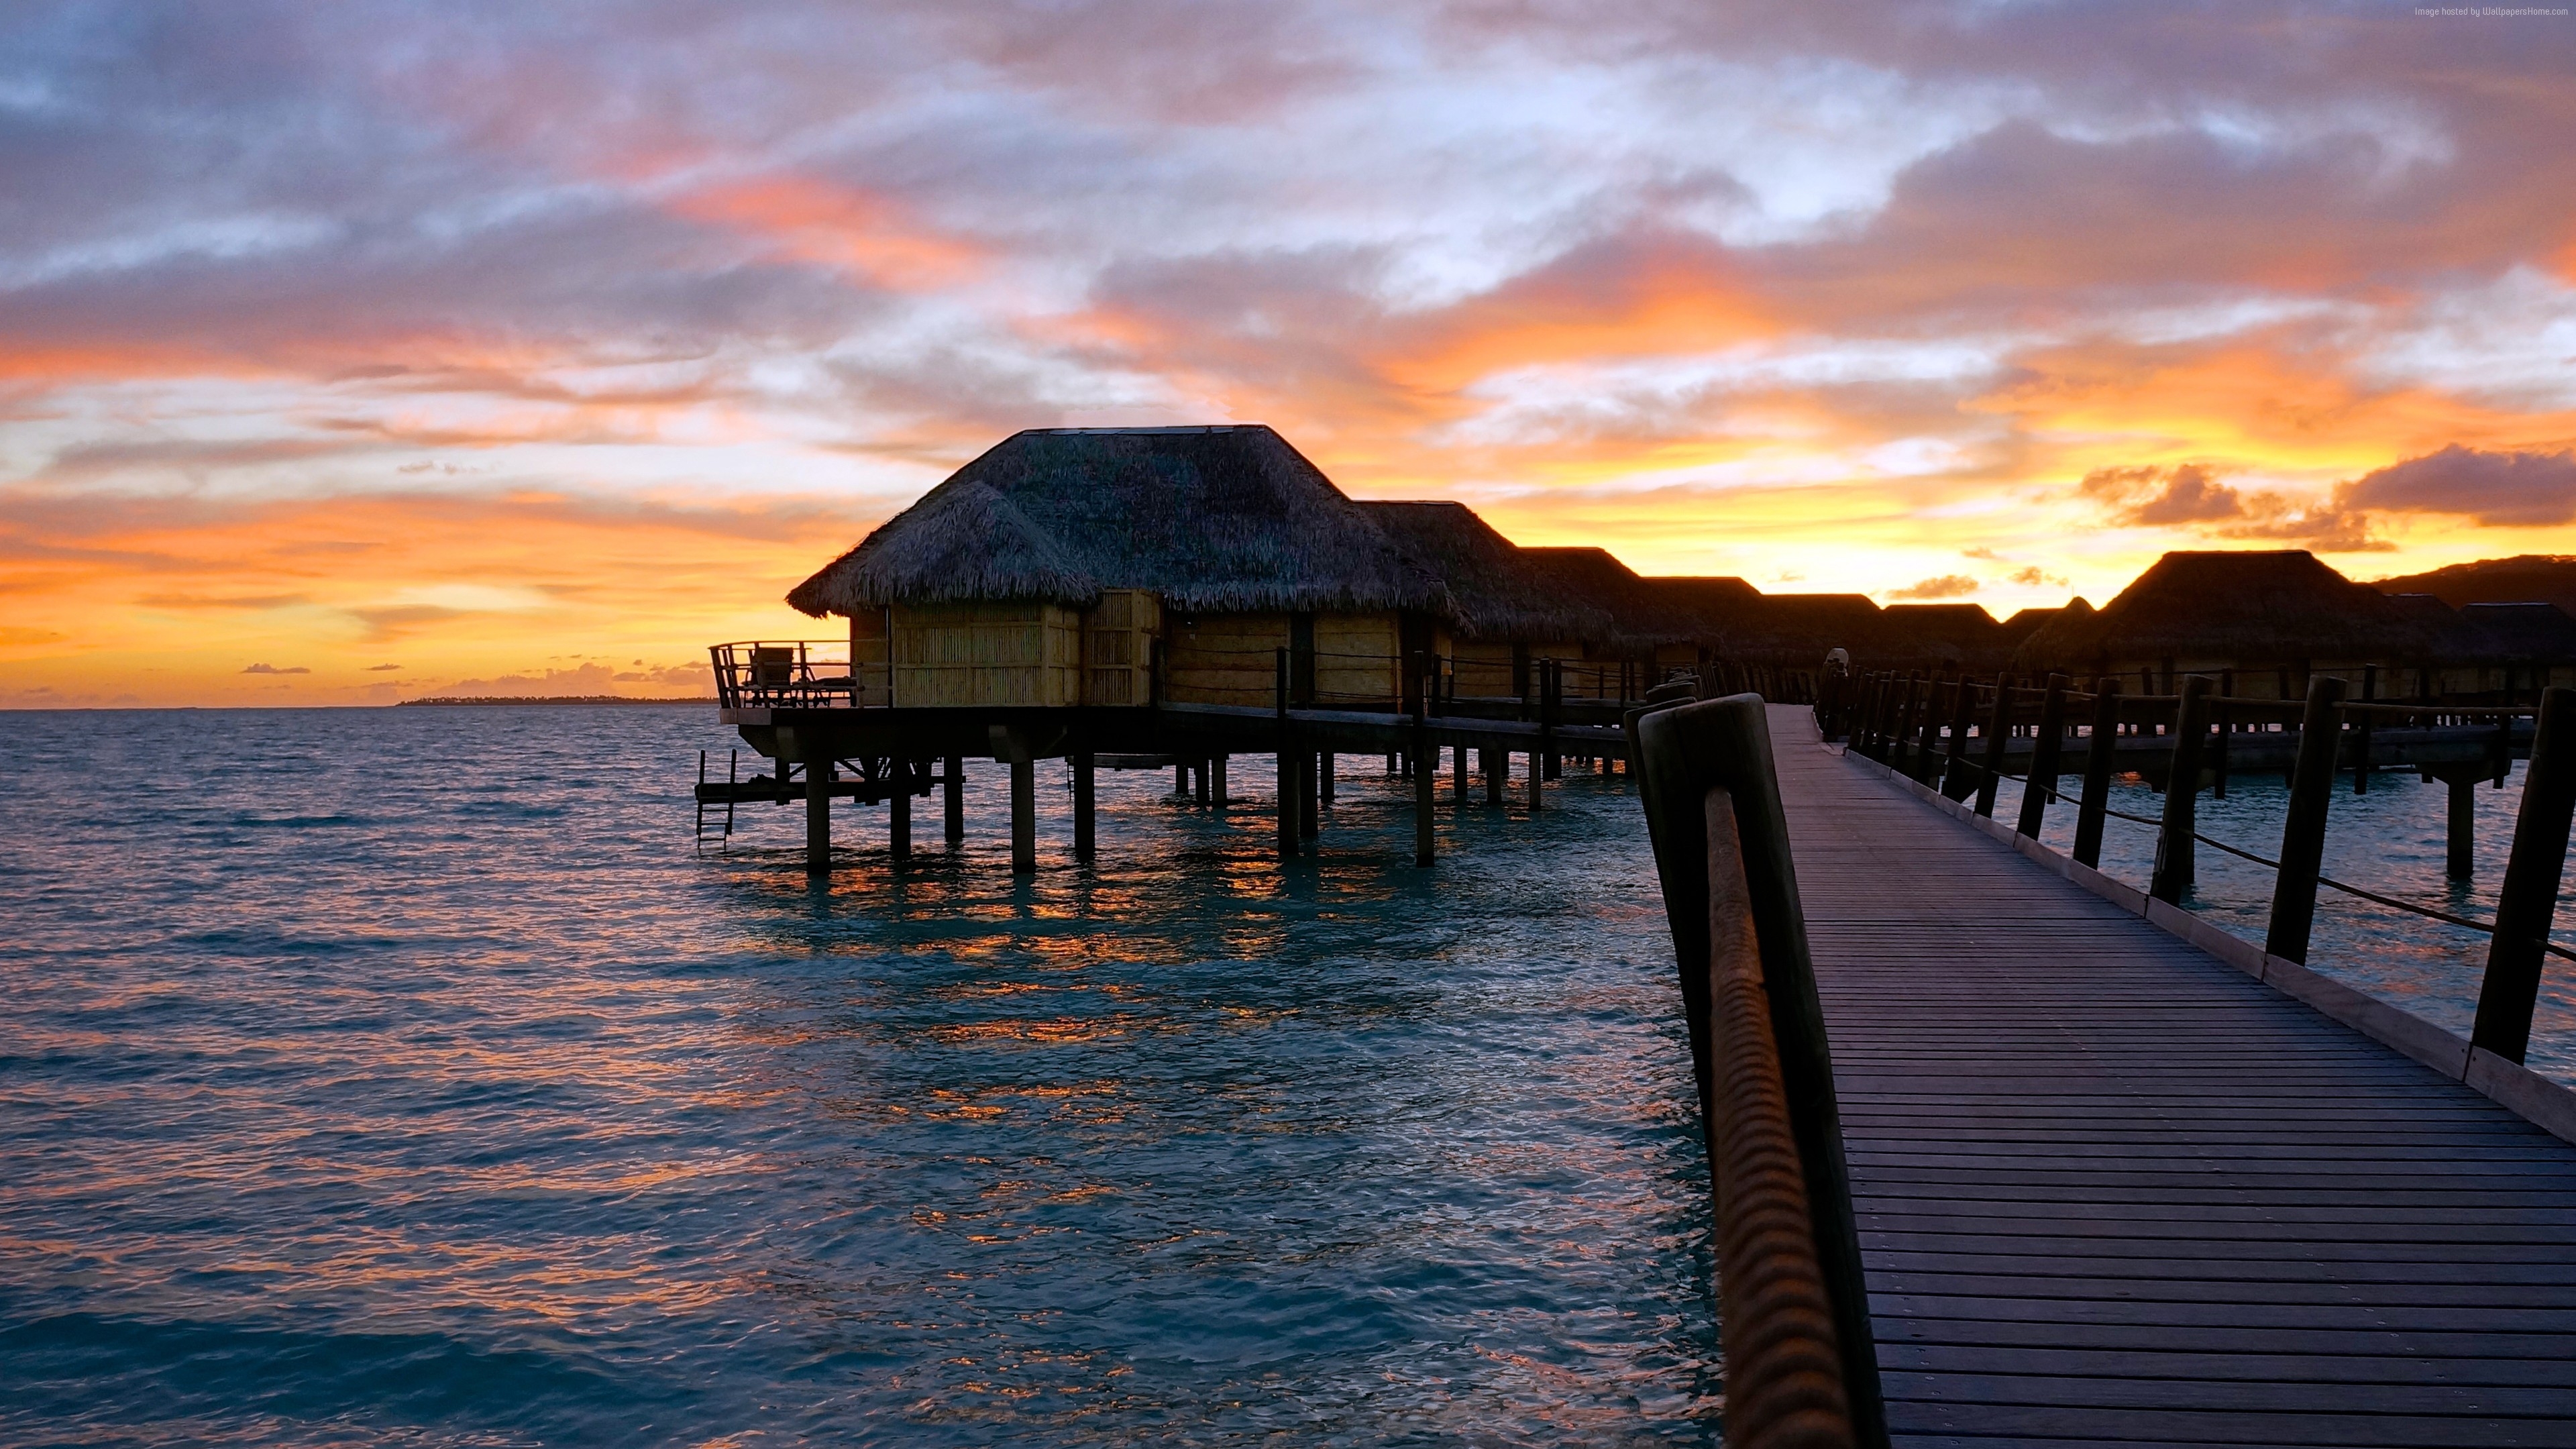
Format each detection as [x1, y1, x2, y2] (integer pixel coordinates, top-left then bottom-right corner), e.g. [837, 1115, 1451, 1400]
[1768, 706, 2576, 1448]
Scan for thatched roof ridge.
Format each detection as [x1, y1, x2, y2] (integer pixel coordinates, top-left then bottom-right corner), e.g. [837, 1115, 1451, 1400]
[788, 425, 1446, 616]
[1358, 502, 1611, 641]
[2015, 551, 2445, 672]
[2461, 602, 2576, 661]
[1521, 548, 1699, 645]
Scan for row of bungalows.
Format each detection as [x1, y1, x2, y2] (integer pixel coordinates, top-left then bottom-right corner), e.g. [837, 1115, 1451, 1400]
[796, 428, 2484, 715]
[2008, 551, 2576, 702]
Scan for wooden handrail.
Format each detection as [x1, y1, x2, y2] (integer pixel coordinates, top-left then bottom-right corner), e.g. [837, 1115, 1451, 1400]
[1630, 694, 1888, 1449]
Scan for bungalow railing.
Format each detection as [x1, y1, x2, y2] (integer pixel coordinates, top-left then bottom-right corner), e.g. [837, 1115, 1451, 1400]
[709, 641, 890, 710]
[1833, 666, 2575, 1068]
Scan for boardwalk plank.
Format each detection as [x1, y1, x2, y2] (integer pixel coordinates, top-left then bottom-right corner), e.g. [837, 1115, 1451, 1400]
[1764, 707, 2576, 1448]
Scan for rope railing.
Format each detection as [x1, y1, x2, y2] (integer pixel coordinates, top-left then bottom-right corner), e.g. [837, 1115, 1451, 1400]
[1631, 694, 1885, 1449]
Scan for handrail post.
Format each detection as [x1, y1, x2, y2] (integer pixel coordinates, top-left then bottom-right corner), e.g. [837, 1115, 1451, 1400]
[2073, 678, 2121, 869]
[1631, 695, 1886, 1448]
[2150, 675, 2214, 904]
[1940, 676, 1977, 800]
[1975, 671, 2011, 816]
[1412, 659, 1436, 867]
[2017, 674, 2070, 837]
[2473, 686, 2576, 1062]
[2265, 674, 2348, 963]
[1276, 647, 1298, 860]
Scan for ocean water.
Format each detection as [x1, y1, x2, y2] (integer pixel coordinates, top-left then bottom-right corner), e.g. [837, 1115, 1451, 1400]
[2020, 754, 2576, 1085]
[0, 707, 1716, 1448]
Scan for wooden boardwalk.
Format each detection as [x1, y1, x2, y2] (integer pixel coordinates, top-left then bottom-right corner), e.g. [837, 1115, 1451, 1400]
[1768, 706, 2576, 1448]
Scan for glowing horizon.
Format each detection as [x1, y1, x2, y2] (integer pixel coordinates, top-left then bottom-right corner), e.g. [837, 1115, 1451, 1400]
[5, 3, 2575, 706]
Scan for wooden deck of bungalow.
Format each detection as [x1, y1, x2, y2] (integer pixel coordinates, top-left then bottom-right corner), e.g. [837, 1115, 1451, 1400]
[1766, 704, 2576, 1447]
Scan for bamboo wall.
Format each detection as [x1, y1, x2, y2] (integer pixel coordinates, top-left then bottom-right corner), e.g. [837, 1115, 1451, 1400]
[847, 606, 894, 706]
[1313, 614, 1402, 706]
[890, 601, 1083, 706]
[1163, 612, 1290, 707]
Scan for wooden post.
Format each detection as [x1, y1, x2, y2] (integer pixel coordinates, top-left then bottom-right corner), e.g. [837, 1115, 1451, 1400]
[804, 748, 832, 875]
[1540, 660, 1562, 786]
[1301, 750, 1320, 842]
[1452, 741, 1468, 805]
[1175, 762, 1190, 797]
[1413, 688, 1436, 867]
[2449, 773, 2477, 881]
[1940, 676, 1976, 801]
[1527, 747, 1544, 812]
[2150, 675, 2213, 904]
[2355, 664, 2378, 796]
[890, 758, 912, 868]
[2265, 674, 2349, 964]
[2017, 674, 2070, 837]
[2213, 669, 2233, 800]
[1975, 672, 2011, 817]
[1072, 749, 1095, 861]
[1484, 746, 1505, 805]
[1630, 697, 1888, 1447]
[1194, 759, 1211, 806]
[1211, 754, 1228, 810]
[1276, 647, 1298, 859]
[2074, 678, 2121, 869]
[1890, 674, 1921, 775]
[1544, 661, 1564, 781]
[943, 755, 964, 844]
[2473, 686, 2576, 1063]
[1320, 751, 1336, 804]
[1010, 758, 1036, 874]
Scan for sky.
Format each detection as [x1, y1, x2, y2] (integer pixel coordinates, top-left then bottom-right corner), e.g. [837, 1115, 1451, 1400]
[4, 1, 2575, 705]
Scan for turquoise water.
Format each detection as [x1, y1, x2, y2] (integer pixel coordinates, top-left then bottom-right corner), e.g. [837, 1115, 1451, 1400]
[2020, 758, 2576, 1085]
[0, 707, 1717, 1447]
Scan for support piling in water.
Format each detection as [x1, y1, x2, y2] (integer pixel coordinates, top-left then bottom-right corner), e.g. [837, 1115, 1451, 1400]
[890, 758, 912, 868]
[1010, 758, 1036, 874]
[1073, 749, 1096, 861]
[944, 755, 964, 845]
[804, 750, 832, 875]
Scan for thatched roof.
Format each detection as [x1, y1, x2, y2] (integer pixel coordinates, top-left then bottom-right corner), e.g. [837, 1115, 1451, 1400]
[2015, 551, 2448, 672]
[788, 425, 1446, 616]
[1358, 502, 1611, 641]
[1521, 548, 1695, 647]
[1878, 602, 2013, 671]
[2461, 602, 2576, 661]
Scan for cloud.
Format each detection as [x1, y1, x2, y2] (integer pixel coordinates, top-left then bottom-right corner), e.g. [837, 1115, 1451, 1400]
[366, 661, 401, 670]
[2080, 464, 2245, 525]
[2343, 445, 2576, 527]
[240, 662, 309, 674]
[1888, 574, 1980, 599]
[2004, 566, 2068, 588]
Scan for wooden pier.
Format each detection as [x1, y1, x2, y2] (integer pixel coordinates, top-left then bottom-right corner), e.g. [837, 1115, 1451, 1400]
[1774, 704, 2576, 1445]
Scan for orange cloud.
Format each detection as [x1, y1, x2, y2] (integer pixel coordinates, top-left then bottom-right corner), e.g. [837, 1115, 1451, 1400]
[667, 175, 985, 290]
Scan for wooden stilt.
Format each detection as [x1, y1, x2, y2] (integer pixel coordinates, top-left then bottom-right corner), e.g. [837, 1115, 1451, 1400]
[1527, 749, 1543, 812]
[1211, 753, 1228, 810]
[1300, 750, 1320, 841]
[804, 749, 832, 874]
[1277, 749, 1299, 857]
[2449, 772, 2477, 881]
[1010, 759, 1036, 873]
[1073, 750, 1096, 861]
[944, 755, 963, 844]
[1484, 747, 1505, 804]
[1452, 742, 1468, 805]
[1193, 759, 1210, 806]
[1413, 700, 1435, 867]
[890, 758, 912, 868]
[1320, 751, 1336, 804]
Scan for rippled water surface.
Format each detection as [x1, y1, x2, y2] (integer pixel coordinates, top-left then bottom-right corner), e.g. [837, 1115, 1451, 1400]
[1, 707, 1717, 1447]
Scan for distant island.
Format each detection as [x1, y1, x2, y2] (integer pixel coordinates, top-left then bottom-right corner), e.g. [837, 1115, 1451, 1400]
[398, 695, 714, 706]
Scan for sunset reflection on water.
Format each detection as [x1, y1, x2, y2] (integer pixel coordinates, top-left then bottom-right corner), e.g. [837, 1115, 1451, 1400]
[1, 706, 1717, 1446]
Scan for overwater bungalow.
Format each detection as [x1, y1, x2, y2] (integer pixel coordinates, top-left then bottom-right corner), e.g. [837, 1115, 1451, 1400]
[2012, 550, 2455, 698]
[1358, 502, 1613, 701]
[786, 425, 1446, 711]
